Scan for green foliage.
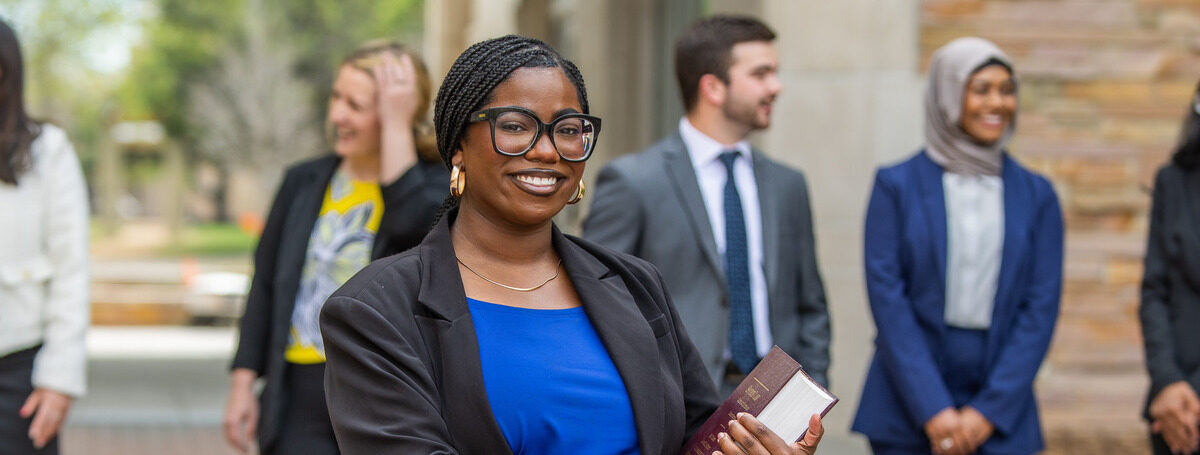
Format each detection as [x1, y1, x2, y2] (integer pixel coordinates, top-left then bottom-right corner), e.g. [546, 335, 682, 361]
[118, 0, 241, 136]
[121, 0, 424, 147]
[159, 222, 257, 257]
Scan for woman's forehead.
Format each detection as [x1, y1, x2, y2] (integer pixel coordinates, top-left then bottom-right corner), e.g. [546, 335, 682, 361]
[485, 67, 580, 112]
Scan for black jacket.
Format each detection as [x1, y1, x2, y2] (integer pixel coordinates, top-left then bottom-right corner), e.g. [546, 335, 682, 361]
[1141, 163, 1200, 419]
[319, 211, 722, 454]
[230, 155, 448, 449]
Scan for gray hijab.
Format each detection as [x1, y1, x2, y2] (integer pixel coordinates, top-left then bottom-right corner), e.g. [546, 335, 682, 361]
[924, 37, 1017, 176]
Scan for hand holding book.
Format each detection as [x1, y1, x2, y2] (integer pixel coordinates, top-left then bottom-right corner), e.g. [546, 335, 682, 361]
[712, 411, 823, 455]
[683, 346, 837, 455]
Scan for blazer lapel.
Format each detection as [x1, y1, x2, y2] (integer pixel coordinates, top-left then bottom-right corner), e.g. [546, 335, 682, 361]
[555, 230, 665, 454]
[416, 216, 514, 454]
[994, 157, 1025, 313]
[663, 133, 726, 288]
[273, 160, 338, 328]
[752, 151, 780, 295]
[916, 151, 948, 289]
[987, 156, 1028, 352]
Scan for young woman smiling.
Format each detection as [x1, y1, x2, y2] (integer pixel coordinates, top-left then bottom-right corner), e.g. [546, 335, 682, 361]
[319, 35, 824, 455]
[223, 40, 447, 455]
[852, 37, 1064, 455]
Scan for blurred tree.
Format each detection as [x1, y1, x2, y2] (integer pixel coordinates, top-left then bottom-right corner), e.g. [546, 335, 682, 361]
[120, 0, 423, 221]
[187, 0, 320, 219]
[0, 0, 133, 171]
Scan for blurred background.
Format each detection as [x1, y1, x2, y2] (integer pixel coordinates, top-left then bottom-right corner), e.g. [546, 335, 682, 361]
[4, 0, 1197, 453]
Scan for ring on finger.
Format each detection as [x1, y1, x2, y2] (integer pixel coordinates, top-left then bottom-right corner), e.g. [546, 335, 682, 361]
[940, 438, 954, 450]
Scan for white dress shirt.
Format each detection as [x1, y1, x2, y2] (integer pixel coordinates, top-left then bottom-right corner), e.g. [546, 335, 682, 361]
[942, 172, 1003, 330]
[679, 118, 772, 357]
[0, 124, 89, 397]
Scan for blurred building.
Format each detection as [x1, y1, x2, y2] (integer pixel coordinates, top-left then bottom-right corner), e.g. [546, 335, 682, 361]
[424, 1, 1200, 454]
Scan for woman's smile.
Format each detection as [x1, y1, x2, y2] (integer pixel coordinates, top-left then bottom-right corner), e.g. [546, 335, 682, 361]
[510, 169, 565, 195]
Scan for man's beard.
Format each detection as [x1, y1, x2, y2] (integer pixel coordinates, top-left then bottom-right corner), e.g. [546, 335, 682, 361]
[722, 95, 772, 131]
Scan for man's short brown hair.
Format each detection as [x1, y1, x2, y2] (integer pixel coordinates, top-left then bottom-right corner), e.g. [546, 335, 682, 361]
[674, 15, 776, 112]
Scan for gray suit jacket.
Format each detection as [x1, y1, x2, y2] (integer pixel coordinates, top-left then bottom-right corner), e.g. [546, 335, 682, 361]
[583, 132, 831, 387]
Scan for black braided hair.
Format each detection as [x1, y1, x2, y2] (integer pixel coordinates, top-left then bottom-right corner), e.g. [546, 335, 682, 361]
[430, 34, 590, 225]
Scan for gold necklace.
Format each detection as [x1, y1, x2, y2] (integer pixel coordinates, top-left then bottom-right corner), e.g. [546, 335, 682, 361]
[456, 257, 562, 292]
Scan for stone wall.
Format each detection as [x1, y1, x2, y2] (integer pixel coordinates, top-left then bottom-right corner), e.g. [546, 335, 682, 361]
[923, 1, 1200, 453]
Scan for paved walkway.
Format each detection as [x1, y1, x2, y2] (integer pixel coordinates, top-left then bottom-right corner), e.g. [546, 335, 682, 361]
[57, 327, 236, 454]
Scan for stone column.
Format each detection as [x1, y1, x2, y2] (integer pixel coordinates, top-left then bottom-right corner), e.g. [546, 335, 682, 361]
[756, 2, 923, 452]
[423, 0, 472, 83]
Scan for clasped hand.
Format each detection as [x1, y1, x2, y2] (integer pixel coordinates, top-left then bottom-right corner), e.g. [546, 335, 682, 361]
[713, 412, 823, 455]
[1150, 381, 1200, 454]
[924, 406, 994, 455]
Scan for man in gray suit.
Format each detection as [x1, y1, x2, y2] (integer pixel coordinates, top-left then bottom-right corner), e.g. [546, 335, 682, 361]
[583, 15, 831, 389]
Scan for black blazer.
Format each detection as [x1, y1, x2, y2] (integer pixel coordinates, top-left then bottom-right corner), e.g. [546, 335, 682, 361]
[319, 211, 722, 454]
[1141, 163, 1200, 418]
[230, 155, 448, 449]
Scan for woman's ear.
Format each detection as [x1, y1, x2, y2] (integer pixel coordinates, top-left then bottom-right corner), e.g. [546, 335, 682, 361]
[451, 149, 464, 168]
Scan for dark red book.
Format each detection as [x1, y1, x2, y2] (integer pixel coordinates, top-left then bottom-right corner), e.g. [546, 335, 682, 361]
[682, 346, 838, 455]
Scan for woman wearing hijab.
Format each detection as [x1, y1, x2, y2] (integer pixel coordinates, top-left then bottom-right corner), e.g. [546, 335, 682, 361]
[1140, 80, 1200, 455]
[319, 34, 824, 454]
[851, 37, 1063, 455]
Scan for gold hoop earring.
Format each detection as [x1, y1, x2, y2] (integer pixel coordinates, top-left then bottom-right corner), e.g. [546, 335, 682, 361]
[567, 180, 585, 205]
[449, 165, 466, 197]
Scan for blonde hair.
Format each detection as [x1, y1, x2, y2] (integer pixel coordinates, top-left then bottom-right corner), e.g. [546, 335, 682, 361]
[327, 39, 438, 163]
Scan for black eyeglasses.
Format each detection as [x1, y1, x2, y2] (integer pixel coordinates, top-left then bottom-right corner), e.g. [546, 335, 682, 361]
[467, 106, 601, 162]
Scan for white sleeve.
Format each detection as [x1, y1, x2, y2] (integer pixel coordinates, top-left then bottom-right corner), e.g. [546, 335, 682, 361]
[31, 126, 90, 397]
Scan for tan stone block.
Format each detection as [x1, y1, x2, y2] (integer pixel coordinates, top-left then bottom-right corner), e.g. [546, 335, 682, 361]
[983, 1, 1138, 28]
[1154, 79, 1199, 105]
[1065, 230, 1147, 259]
[1011, 137, 1141, 159]
[1040, 99, 1102, 128]
[1069, 161, 1136, 186]
[921, 0, 986, 19]
[1064, 81, 1154, 105]
[1106, 258, 1145, 286]
[1101, 118, 1180, 145]
[1158, 8, 1200, 33]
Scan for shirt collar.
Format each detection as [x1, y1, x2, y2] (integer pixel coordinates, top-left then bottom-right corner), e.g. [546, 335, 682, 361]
[679, 117, 751, 167]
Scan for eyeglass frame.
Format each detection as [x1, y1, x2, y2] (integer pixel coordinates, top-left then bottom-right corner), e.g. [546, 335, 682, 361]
[467, 106, 602, 162]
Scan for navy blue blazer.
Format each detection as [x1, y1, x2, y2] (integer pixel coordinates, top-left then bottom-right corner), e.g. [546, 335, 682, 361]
[851, 151, 1063, 453]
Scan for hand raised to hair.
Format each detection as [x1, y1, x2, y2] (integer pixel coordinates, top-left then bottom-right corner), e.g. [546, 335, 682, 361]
[713, 412, 823, 455]
[376, 52, 419, 128]
[377, 52, 419, 184]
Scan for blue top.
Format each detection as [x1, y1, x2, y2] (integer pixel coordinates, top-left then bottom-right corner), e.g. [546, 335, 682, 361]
[468, 298, 641, 455]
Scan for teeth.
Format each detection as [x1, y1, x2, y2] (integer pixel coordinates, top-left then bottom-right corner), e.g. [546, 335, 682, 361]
[516, 175, 557, 186]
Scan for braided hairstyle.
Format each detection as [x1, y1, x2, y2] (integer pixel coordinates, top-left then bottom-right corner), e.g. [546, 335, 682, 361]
[430, 34, 590, 224]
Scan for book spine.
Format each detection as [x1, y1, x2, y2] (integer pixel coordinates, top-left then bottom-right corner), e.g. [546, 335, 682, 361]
[682, 347, 800, 455]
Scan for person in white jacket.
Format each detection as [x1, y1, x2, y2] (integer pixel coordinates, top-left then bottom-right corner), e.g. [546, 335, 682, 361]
[0, 20, 89, 454]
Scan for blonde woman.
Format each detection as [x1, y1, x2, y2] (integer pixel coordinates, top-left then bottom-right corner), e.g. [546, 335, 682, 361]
[223, 41, 446, 454]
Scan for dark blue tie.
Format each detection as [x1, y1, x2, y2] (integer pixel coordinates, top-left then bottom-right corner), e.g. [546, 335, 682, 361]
[719, 150, 757, 374]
